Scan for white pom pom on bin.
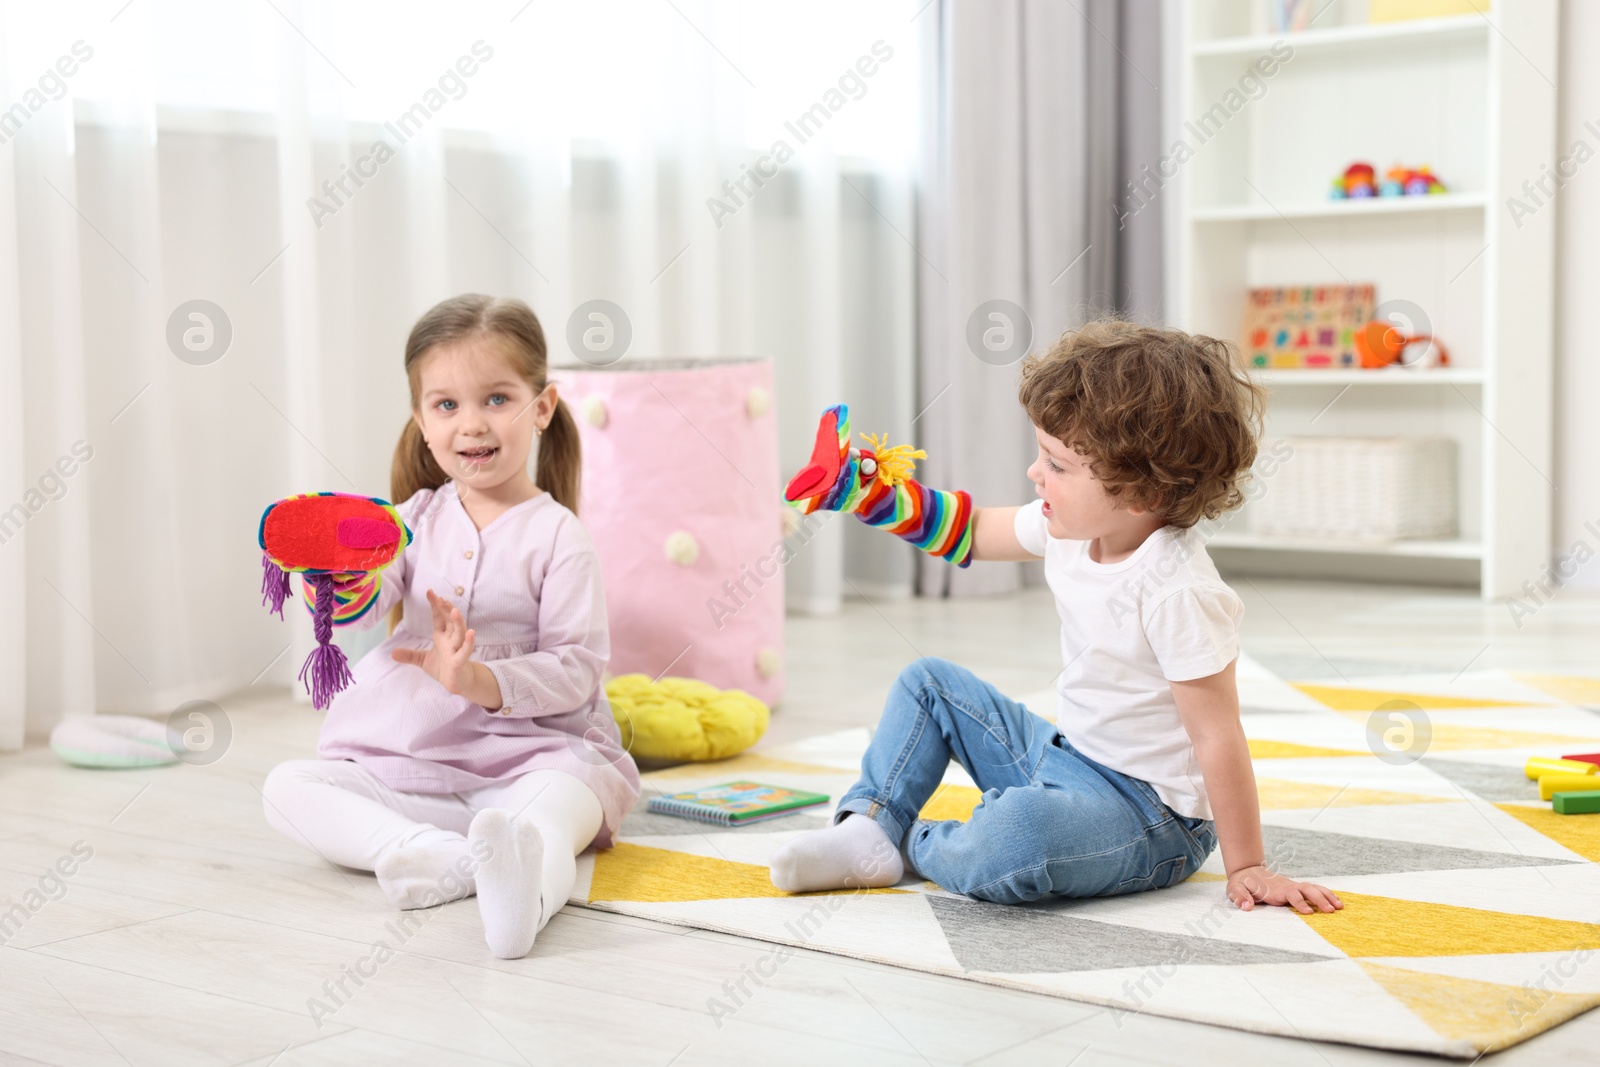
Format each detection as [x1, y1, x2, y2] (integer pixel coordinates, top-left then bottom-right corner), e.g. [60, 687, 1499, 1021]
[664, 530, 699, 566]
[757, 647, 782, 679]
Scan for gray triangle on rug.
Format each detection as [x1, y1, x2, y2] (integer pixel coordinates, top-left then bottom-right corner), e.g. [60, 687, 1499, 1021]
[925, 894, 1339, 974]
[1260, 824, 1579, 878]
[1419, 758, 1543, 802]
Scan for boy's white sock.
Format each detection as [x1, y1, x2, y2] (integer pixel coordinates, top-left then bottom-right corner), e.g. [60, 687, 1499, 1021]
[469, 808, 546, 959]
[375, 831, 474, 911]
[768, 813, 904, 893]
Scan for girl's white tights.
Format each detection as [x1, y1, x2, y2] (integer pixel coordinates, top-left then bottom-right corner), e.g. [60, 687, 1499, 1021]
[262, 759, 603, 959]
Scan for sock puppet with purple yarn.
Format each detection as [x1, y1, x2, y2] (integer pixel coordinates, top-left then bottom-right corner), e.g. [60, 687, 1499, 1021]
[258, 492, 413, 709]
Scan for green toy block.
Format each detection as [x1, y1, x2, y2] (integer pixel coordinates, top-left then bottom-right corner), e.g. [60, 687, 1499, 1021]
[1551, 790, 1600, 815]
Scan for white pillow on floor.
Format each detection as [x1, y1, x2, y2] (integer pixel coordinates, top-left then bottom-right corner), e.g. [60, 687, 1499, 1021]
[50, 715, 179, 768]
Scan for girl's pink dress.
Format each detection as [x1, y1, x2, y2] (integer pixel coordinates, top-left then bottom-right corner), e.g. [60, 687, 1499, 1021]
[316, 480, 640, 847]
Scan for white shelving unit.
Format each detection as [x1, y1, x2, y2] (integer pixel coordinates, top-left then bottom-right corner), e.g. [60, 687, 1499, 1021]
[1172, 0, 1558, 598]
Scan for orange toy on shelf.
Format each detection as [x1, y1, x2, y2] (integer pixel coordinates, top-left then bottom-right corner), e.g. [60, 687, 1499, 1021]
[1355, 320, 1451, 369]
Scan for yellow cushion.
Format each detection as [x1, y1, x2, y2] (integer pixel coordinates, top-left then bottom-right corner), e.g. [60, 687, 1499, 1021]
[605, 674, 769, 762]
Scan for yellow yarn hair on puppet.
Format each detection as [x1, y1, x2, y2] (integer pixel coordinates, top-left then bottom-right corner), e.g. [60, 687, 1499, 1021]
[606, 675, 770, 762]
[859, 432, 926, 487]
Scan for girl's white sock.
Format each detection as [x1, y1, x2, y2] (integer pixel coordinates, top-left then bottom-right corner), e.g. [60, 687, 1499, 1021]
[374, 830, 474, 911]
[469, 808, 546, 959]
[768, 813, 904, 893]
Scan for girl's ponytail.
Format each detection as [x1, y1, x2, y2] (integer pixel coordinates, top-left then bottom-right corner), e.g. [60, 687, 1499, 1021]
[391, 415, 449, 507]
[537, 395, 582, 516]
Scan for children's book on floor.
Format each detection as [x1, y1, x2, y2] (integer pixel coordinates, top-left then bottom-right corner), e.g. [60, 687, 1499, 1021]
[648, 781, 830, 825]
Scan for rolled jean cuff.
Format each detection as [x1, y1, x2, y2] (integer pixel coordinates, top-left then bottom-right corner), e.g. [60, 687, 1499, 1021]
[833, 793, 910, 850]
[900, 818, 944, 881]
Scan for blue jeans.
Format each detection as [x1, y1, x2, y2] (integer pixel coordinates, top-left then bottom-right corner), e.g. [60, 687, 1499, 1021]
[836, 657, 1217, 904]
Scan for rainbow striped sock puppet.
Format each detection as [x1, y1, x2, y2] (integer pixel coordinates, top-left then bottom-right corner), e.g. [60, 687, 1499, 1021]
[257, 492, 413, 709]
[784, 404, 974, 567]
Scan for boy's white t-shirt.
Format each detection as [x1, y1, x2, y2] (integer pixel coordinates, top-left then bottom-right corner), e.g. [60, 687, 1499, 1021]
[1014, 500, 1243, 820]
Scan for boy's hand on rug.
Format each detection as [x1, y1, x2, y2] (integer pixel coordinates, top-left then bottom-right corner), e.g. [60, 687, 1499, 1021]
[1226, 866, 1343, 914]
[390, 589, 477, 696]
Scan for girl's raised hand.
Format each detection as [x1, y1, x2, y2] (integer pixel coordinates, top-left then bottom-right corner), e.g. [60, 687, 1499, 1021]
[390, 589, 477, 696]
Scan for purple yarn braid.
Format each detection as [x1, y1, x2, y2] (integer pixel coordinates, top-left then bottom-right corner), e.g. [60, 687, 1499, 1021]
[297, 572, 353, 710]
[261, 553, 290, 619]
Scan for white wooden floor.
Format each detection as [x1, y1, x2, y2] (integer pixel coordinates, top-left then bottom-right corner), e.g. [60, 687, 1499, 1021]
[4, 577, 1600, 1066]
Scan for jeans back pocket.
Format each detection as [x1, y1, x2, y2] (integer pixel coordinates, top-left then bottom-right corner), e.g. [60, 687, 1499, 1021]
[1117, 773, 1179, 833]
[1175, 815, 1217, 865]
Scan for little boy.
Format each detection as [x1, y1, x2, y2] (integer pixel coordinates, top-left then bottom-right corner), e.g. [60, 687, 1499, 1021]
[770, 321, 1342, 915]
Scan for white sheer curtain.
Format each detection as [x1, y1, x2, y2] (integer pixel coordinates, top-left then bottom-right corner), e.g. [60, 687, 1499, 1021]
[0, 0, 918, 747]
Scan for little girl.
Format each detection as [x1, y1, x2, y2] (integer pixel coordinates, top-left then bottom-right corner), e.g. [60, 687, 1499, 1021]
[262, 294, 640, 959]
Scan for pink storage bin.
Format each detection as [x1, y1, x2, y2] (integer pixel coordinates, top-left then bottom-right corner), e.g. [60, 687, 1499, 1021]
[557, 358, 785, 706]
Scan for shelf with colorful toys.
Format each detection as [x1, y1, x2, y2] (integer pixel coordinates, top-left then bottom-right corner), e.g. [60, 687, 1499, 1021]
[1172, 0, 1555, 598]
[1330, 161, 1448, 200]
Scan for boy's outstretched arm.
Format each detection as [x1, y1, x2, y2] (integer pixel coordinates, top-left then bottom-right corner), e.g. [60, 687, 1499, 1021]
[972, 506, 1040, 562]
[1171, 660, 1344, 914]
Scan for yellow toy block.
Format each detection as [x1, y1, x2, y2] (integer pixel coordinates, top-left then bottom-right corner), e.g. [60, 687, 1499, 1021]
[1540, 773, 1600, 801]
[1525, 756, 1597, 780]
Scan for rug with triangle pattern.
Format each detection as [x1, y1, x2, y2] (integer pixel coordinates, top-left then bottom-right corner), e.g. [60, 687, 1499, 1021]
[567, 656, 1600, 1057]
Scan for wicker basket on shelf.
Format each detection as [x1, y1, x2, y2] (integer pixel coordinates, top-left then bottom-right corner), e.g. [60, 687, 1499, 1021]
[1252, 436, 1457, 543]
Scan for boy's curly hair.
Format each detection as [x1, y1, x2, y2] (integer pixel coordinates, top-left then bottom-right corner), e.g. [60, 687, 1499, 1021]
[1017, 320, 1266, 528]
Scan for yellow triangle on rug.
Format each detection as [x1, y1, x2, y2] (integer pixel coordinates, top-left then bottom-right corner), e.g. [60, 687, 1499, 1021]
[1358, 960, 1600, 1051]
[1385, 723, 1600, 752]
[589, 841, 908, 904]
[1513, 672, 1600, 706]
[1249, 739, 1367, 759]
[1302, 891, 1600, 958]
[919, 784, 983, 821]
[1294, 683, 1537, 711]
[1256, 779, 1449, 809]
[1496, 803, 1600, 862]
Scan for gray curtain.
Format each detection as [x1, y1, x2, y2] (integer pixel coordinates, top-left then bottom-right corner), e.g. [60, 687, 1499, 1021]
[913, 0, 1165, 598]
